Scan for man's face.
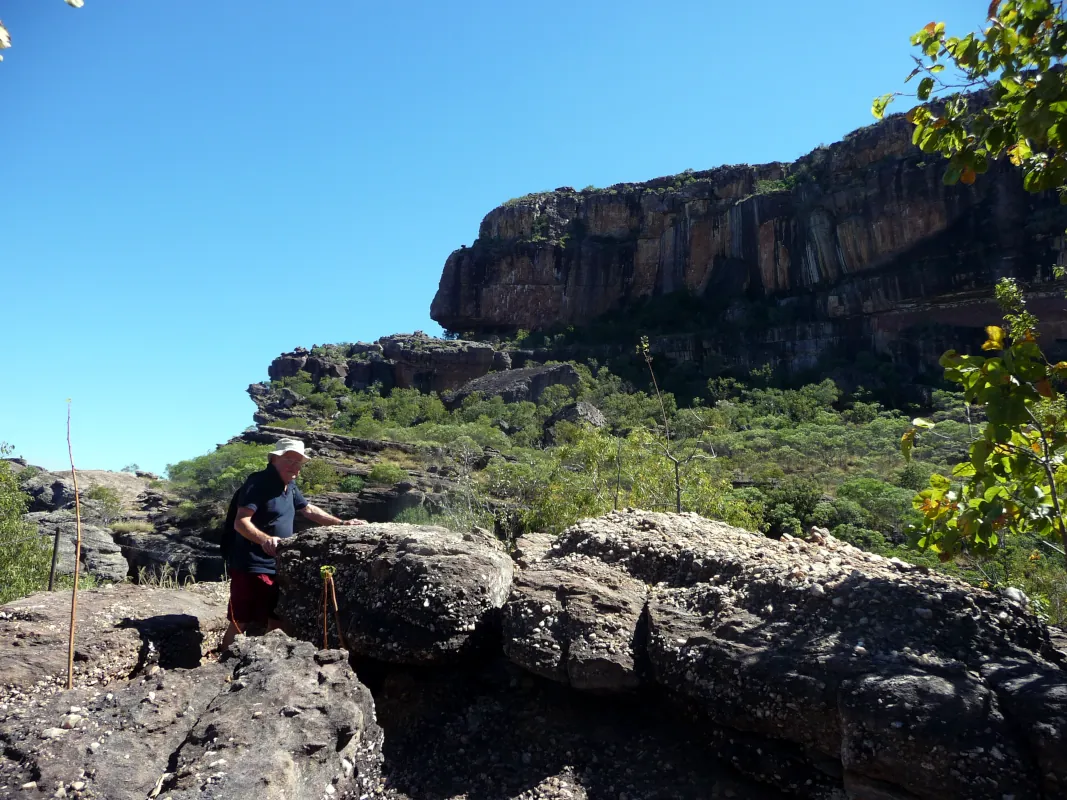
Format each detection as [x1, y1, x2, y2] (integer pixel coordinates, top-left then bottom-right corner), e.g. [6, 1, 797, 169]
[272, 452, 306, 483]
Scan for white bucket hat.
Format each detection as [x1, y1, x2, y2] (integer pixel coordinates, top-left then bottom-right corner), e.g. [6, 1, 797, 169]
[269, 437, 309, 461]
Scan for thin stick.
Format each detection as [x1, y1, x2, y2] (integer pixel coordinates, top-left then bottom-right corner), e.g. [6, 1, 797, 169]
[65, 401, 82, 690]
[328, 575, 347, 650]
[321, 576, 329, 650]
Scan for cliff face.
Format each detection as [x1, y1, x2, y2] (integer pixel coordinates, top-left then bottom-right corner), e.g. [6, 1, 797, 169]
[431, 115, 1067, 372]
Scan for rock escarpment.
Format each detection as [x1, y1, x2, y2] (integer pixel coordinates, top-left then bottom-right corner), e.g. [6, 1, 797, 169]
[256, 332, 512, 411]
[431, 115, 1067, 372]
[277, 513, 1067, 799]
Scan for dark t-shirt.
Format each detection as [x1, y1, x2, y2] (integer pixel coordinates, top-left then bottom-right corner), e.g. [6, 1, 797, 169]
[225, 465, 307, 575]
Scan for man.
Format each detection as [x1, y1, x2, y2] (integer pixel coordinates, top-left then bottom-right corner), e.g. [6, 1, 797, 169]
[220, 437, 363, 650]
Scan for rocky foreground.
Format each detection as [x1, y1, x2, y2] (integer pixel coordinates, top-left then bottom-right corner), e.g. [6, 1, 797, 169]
[1, 511, 1065, 799]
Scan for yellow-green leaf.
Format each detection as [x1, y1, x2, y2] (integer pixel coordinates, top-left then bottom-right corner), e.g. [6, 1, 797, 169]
[982, 325, 1007, 350]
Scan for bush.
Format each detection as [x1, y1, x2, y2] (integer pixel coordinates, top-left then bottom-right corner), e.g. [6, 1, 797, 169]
[109, 520, 155, 534]
[273, 417, 309, 430]
[367, 462, 407, 486]
[338, 474, 365, 493]
[297, 460, 340, 494]
[167, 443, 273, 510]
[0, 463, 52, 604]
[85, 485, 122, 524]
[307, 393, 338, 415]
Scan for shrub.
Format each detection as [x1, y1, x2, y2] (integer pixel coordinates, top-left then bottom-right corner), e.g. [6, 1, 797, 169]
[273, 417, 309, 430]
[338, 474, 365, 493]
[367, 462, 407, 486]
[16, 465, 41, 485]
[297, 460, 340, 494]
[0, 462, 52, 604]
[166, 443, 273, 510]
[307, 393, 338, 415]
[109, 520, 155, 534]
[85, 485, 122, 524]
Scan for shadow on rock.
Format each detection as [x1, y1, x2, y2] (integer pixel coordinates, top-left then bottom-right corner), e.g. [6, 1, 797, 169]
[116, 612, 206, 672]
[361, 655, 787, 800]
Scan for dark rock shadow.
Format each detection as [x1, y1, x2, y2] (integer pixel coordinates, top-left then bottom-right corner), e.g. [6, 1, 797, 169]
[116, 613, 205, 673]
[357, 655, 788, 800]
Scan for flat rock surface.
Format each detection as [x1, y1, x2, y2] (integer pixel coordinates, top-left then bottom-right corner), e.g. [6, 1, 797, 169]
[0, 582, 228, 689]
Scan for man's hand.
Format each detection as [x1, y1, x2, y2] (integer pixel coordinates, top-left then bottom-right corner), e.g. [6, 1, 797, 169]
[261, 536, 281, 556]
[341, 518, 365, 526]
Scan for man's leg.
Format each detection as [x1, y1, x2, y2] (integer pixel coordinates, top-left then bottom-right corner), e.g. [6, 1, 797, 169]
[223, 570, 268, 652]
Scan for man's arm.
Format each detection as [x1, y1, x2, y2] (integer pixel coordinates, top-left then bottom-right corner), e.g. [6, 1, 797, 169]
[299, 504, 364, 527]
[235, 507, 282, 557]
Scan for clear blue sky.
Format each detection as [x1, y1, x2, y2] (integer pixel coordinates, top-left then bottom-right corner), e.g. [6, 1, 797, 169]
[1, 0, 983, 475]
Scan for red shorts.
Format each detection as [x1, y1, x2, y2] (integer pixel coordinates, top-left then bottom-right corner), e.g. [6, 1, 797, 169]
[228, 569, 279, 629]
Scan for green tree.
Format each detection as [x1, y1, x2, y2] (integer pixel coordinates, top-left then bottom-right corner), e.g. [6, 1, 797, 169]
[873, 1, 1067, 193]
[879, 3, 1067, 569]
[166, 443, 274, 511]
[0, 462, 52, 604]
[903, 294, 1067, 561]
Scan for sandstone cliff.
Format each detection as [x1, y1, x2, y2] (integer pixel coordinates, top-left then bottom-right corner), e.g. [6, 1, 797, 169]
[431, 114, 1067, 372]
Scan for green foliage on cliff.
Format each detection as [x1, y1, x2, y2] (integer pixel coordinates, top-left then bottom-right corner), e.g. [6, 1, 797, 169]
[166, 443, 274, 512]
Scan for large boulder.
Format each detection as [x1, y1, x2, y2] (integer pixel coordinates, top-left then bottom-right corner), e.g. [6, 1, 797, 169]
[504, 510, 1067, 799]
[25, 510, 128, 583]
[542, 400, 607, 444]
[111, 528, 226, 582]
[445, 363, 581, 408]
[276, 523, 514, 664]
[19, 470, 77, 512]
[0, 632, 383, 800]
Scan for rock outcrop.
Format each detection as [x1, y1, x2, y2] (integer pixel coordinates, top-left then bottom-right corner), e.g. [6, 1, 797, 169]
[431, 115, 1067, 373]
[505, 512, 1067, 799]
[258, 332, 512, 407]
[0, 632, 383, 800]
[444, 363, 581, 408]
[277, 524, 514, 664]
[26, 510, 128, 583]
[275, 514, 1066, 799]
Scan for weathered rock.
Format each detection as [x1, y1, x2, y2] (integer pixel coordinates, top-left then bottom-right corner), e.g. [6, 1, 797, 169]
[277, 524, 514, 664]
[19, 469, 77, 512]
[0, 583, 227, 687]
[112, 527, 226, 582]
[262, 333, 510, 399]
[299, 487, 430, 525]
[431, 114, 1067, 376]
[445, 363, 581, 408]
[0, 633, 382, 800]
[504, 558, 646, 691]
[0, 663, 230, 799]
[518, 510, 1065, 799]
[543, 400, 607, 444]
[25, 510, 128, 582]
[166, 634, 382, 799]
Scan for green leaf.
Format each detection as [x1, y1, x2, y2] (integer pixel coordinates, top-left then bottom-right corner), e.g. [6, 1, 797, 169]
[918, 77, 935, 101]
[872, 93, 896, 120]
[912, 417, 936, 429]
